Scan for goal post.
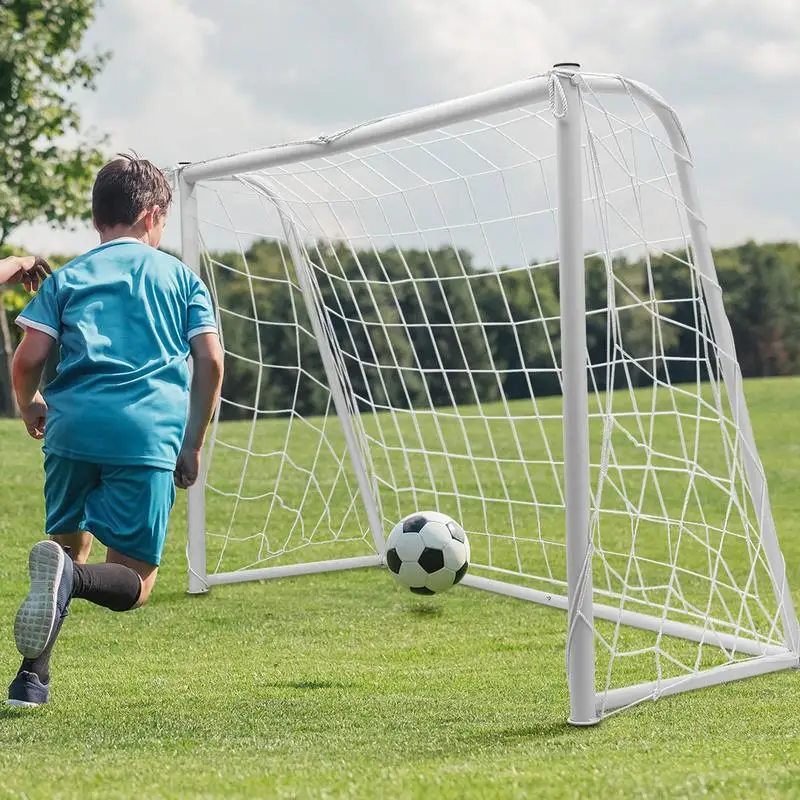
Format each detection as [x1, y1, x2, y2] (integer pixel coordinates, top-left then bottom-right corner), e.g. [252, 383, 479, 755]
[553, 64, 597, 726]
[178, 171, 210, 596]
[177, 64, 800, 724]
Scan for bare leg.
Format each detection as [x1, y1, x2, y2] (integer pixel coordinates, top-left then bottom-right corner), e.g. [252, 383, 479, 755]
[52, 532, 93, 564]
[106, 549, 158, 607]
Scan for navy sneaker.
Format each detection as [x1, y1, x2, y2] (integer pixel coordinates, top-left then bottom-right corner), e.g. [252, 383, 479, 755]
[6, 670, 49, 708]
[13, 541, 73, 659]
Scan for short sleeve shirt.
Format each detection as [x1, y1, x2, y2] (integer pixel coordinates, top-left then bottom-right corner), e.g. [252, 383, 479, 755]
[17, 238, 217, 470]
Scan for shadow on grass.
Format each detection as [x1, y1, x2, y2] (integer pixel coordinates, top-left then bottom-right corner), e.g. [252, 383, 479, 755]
[152, 589, 210, 604]
[406, 602, 444, 617]
[461, 720, 577, 744]
[267, 680, 347, 691]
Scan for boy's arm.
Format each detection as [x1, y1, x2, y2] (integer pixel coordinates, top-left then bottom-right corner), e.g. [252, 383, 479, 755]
[174, 332, 224, 489]
[12, 329, 55, 439]
[0, 255, 51, 291]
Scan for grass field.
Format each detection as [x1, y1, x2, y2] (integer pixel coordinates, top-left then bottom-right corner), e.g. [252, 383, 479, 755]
[2, 377, 800, 798]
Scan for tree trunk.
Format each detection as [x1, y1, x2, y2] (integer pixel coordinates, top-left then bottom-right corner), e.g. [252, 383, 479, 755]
[0, 299, 18, 417]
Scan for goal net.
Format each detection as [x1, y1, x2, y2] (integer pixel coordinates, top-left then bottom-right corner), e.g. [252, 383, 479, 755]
[178, 67, 799, 723]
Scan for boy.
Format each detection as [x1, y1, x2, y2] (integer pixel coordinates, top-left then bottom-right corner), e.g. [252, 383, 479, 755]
[7, 155, 224, 707]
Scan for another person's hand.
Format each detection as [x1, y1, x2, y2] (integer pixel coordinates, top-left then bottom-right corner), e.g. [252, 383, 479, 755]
[20, 391, 47, 440]
[0, 255, 52, 291]
[174, 446, 201, 489]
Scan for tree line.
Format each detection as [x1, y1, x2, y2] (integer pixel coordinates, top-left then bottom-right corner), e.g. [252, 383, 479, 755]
[3, 239, 800, 418]
[205, 238, 800, 419]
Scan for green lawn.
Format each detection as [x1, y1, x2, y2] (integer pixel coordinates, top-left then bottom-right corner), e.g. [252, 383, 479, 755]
[2, 377, 800, 798]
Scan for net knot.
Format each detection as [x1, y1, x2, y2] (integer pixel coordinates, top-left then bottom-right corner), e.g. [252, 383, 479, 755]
[548, 70, 571, 119]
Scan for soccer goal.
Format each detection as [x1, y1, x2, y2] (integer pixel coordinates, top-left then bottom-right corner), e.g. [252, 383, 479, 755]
[176, 64, 799, 725]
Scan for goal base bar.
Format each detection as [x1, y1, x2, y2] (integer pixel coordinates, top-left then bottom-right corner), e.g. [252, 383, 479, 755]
[207, 554, 383, 587]
[461, 573, 790, 657]
[598, 651, 798, 715]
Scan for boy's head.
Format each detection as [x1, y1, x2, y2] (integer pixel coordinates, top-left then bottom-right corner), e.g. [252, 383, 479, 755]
[92, 154, 173, 247]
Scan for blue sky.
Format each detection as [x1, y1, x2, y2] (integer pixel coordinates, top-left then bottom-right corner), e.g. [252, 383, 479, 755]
[11, 0, 800, 256]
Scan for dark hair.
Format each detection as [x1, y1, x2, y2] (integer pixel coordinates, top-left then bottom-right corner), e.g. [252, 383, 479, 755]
[92, 153, 173, 229]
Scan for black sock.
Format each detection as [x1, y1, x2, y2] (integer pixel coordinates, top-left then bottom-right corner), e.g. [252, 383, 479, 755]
[71, 563, 142, 612]
[16, 564, 142, 685]
[18, 615, 65, 685]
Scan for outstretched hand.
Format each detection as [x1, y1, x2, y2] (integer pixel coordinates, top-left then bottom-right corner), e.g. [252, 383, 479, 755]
[0, 255, 52, 291]
[174, 446, 201, 489]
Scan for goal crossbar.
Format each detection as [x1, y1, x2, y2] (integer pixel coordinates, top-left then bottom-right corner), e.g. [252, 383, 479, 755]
[181, 73, 673, 184]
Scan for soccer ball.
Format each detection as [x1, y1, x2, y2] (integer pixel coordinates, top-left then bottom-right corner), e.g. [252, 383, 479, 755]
[384, 511, 470, 595]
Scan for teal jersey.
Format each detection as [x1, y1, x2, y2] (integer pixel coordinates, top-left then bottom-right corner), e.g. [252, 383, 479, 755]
[17, 238, 217, 470]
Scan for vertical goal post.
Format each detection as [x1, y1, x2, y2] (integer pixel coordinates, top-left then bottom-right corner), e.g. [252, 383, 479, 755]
[553, 64, 597, 727]
[176, 64, 800, 725]
[178, 170, 210, 596]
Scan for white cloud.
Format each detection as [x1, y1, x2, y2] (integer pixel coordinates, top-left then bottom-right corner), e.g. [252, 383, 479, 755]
[403, 0, 569, 90]
[743, 41, 800, 79]
[83, 0, 310, 164]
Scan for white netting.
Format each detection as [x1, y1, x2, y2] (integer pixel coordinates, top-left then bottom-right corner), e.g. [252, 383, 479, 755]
[188, 71, 795, 714]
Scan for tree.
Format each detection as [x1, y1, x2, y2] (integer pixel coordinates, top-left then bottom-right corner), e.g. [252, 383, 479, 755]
[0, 0, 108, 414]
[718, 242, 800, 377]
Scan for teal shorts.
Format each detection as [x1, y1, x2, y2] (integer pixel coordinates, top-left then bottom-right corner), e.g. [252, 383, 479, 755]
[44, 453, 176, 566]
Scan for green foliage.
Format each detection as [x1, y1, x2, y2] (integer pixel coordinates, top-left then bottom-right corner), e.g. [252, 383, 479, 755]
[0, 0, 108, 243]
[2, 284, 26, 314]
[717, 242, 800, 377]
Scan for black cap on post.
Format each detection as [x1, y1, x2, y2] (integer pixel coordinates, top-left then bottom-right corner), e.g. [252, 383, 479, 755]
[553, 62, 581, 70]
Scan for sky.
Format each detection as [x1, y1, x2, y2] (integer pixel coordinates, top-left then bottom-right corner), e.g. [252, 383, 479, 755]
[11, 0, 800, 257]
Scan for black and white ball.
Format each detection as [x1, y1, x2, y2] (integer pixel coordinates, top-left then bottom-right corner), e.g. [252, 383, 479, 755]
[385, 511, 470, 595]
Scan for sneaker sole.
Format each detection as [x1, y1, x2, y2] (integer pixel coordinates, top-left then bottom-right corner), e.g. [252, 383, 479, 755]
[13, 541, 65, 659]
[5, 698, 42, 709]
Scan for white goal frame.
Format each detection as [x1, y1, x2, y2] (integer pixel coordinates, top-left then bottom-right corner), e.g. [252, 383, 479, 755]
[177, 64, 800, 726]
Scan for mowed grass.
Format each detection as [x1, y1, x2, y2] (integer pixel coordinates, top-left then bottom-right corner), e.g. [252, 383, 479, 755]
[2, 378, 800, 798]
